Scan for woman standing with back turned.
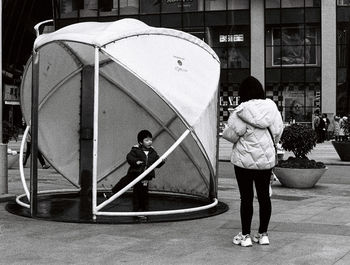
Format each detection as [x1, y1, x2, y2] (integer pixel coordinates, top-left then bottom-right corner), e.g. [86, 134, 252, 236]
[227, 76, 283, 247]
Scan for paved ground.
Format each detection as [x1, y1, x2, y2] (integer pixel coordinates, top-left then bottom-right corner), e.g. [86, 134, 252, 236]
[0, 139, 350, 264]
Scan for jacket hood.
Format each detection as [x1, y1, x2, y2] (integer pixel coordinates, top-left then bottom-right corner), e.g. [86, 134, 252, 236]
[236, 98, 278, 129]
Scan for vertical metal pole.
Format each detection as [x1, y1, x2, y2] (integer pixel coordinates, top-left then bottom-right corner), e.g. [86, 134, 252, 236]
[0, 0, 8, 196]
[0, 0, 3, 143]
[214, 87, 220, 199]
[0, 144, 8, 195]
[79, 66, 94, 219]
[92, 46, 99, 219]
[30, 51, 39, 216]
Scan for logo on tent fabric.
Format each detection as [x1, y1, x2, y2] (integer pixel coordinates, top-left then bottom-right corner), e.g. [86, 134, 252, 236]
[174, 56, 187, 72]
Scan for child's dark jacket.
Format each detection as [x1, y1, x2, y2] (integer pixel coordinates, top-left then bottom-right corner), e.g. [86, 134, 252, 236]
[126, 145, 165, 181]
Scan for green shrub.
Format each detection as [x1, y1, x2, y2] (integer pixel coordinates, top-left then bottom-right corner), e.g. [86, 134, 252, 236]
[280, 123, 317, 159]
[341, 117, 350, 137]
[278, 157, 325, 168]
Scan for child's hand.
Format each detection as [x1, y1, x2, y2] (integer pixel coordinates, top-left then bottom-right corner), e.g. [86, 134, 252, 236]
[136, 161, 144, 165]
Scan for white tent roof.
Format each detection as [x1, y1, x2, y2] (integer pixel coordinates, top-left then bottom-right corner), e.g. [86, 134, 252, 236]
[34, 18, 218, 61]
[22, 19, 220, 198]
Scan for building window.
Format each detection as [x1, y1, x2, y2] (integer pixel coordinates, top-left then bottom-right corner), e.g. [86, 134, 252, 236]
[228, 0, 249, 10]
[265, 3, 321, 124]
[206, 23, 250, 124]
[266, 0, 320, 9]
[206, 26, 250, 70]
[336, 5, 350, 116]
[266, 0, 280, 8]
[338, 0, 350, 6]
[205, 0, 226, 11]
[120, 0, 139, 15]
[140, 1, 160, 14]
[281, 0, 304, 8]
[267, 27, 320, 67]
[59, 0, 81, 18]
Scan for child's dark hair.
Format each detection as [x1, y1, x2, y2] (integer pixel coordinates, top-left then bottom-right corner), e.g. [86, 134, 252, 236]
[238, 76, 265, 104]
[137, 130, 152, 143]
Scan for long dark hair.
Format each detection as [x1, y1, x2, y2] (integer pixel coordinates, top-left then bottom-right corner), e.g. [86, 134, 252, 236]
[238, 76, 265, 104]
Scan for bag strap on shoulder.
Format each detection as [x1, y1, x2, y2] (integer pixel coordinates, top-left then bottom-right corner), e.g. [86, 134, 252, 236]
[267, 128, 277, 152]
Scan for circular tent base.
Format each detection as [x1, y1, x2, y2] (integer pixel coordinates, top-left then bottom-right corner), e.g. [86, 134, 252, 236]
[6, 192, 228, 224]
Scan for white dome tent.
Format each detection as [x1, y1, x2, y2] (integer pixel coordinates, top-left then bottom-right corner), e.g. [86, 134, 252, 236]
[11, 19, 227, 223]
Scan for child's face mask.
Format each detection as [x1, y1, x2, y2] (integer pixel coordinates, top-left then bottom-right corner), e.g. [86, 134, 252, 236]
[141, 137, 153, 149]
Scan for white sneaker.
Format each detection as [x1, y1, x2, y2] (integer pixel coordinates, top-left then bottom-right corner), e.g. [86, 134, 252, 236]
[252, 232, 270, 245]
[232, 232, 252, 247]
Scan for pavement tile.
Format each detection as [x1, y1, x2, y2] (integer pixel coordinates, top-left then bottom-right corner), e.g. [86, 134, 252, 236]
[258, 235, 349, 265]
[1, 139, 350, 264]
[334, 252, 350, 265]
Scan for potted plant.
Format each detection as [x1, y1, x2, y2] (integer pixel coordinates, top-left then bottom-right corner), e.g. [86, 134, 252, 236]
[274, 123, 327, 188]
[332, 116, 350, 161]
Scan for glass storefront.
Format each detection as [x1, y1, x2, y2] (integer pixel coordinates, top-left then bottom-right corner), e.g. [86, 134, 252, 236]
[337, 3, 350, 116]
[265, 1, 321, 124]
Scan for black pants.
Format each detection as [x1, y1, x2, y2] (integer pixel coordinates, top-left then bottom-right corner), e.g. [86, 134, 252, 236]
[112, 174, 149, 211]
[23, 142, 46, 166]
[234, 166, 272, 235]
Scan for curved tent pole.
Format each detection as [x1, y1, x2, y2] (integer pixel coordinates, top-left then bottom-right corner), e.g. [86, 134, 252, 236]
[97, 198, 218, 217]
[17, 126, 82, 209]
[19, 126, 30, 200]
[97, 71, 210, 188]
[95, 129, 191, 213]
[38, 67, 83, 111]
[101, 31, 220, 65]
[34, 19, 53, 37]
[16, 188, 81, 209]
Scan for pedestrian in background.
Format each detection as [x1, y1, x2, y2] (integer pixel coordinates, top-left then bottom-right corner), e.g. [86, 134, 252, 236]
[339, 116, 348, 141]
[313, 110, 325, 143]
[225, 76, 284, 247]
[322, 113, 330, 141]
[23, 133, 50, 169]
[333, 115, 340, 141]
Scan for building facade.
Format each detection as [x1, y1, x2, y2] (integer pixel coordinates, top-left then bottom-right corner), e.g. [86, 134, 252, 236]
[52, 0, 350, 127]
[2, 0, 53, 133]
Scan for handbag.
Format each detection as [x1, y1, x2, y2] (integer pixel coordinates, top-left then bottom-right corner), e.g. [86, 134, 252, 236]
[222, 125, 236, 143]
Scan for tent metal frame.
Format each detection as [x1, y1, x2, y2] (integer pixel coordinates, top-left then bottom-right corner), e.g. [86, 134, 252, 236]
[18, 30, 219, 219]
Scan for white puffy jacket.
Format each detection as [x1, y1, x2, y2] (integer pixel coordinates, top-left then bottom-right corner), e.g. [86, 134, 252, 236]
[227, 98, 284, 169]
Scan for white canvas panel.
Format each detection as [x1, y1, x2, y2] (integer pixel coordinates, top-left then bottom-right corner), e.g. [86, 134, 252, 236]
[192, 94, 219, 172]
[103, 34, 220, 127]
[99, 61, 175, 125]
[21, 42, 82, 123]
[63, 41, 111, 66]
[37, 75, 81, 185]
[96, 75, 167, 182]
[149, 125, 210, 197]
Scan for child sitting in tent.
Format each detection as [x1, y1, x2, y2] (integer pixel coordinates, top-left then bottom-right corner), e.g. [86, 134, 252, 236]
[109, 130, 165, 211]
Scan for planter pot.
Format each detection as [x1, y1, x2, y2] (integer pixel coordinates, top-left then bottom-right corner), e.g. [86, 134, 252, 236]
[332, 141, 350, 161]
[274, 167, 328, 188]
